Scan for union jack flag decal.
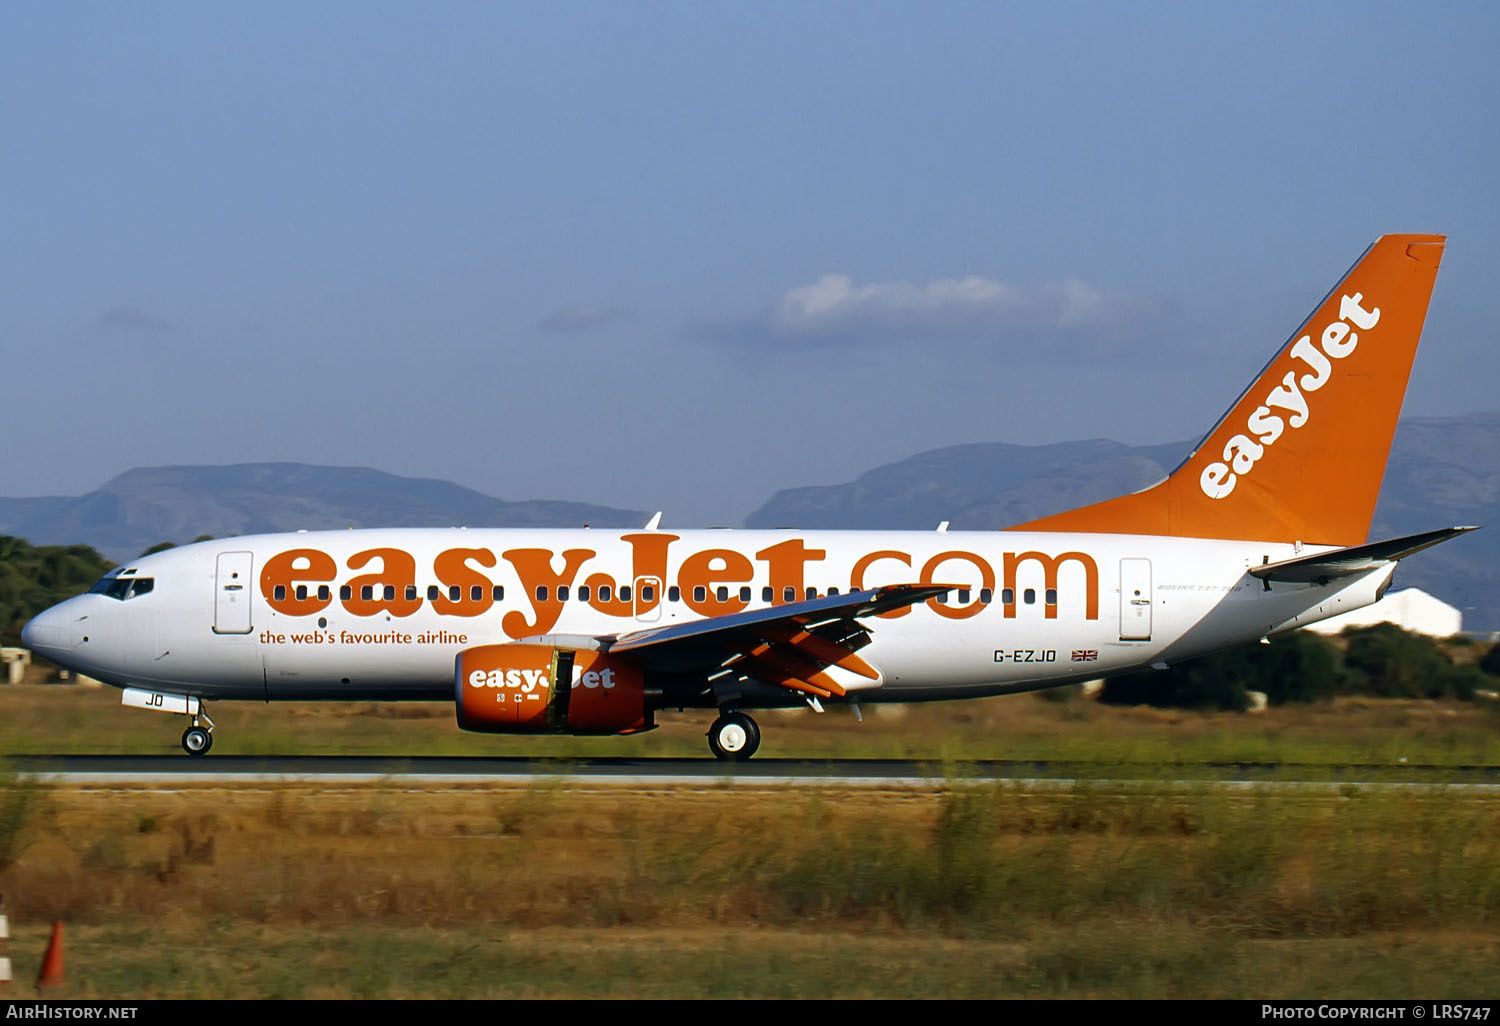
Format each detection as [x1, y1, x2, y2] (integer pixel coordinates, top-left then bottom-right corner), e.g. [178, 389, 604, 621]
[1071, 650, 1098, 662]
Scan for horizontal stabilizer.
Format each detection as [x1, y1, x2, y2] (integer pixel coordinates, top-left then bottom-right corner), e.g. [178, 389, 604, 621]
[1248, 526, 1478, 584]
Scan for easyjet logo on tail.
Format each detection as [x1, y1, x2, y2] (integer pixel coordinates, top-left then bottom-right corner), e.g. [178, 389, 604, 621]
[1200, 292, 1381, 500]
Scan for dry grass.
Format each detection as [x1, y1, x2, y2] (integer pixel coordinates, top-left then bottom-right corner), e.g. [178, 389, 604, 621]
[1, 778, 1499, 998]
[3, 684, 1500, 997]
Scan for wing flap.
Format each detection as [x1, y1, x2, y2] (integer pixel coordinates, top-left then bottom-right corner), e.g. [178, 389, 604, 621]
[604, 583, 954, 655]
[553, 582, 958, 702]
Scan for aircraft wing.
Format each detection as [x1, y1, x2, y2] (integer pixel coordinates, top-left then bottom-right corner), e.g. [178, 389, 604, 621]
[1248, 526, 1478, 585]
[522, 583, 955, 700]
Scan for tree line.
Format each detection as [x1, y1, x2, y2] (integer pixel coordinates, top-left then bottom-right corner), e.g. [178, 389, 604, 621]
[0, 535, 113, 647]
[1102, 623, 1500, 709]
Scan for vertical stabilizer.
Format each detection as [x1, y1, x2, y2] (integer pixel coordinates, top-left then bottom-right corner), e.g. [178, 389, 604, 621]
[1010, 234, 1445, 545]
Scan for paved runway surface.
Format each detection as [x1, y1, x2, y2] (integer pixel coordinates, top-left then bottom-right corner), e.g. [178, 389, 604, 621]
[10, 754, 1500, 790]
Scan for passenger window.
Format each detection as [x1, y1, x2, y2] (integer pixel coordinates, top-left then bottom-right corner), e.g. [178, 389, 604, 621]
[428, 585, 441, 601]
[471, 585, 484, 602]
[361, 586, 374, 601]
[783, 586, 795, 602]
[693, 586, 707, 603]
[274, 585, 287, 601]
[762, 587, 773, 602]
[958, 589, 971, 604]
[382, 586, 395, 601]
[598, 585, 612, 602]
[980, 588, 993, 604]
[716, 586, 728, 602]
[578, 585, 591, 602]
[318, 585, 330, 602]
[739, 587, 751, 602]
[295, 585, 308, 602]
[619, 585, 631, 602]
[668, 586, 681, 602]
[406, 585, 418, 601]
[492, 586, 505, 601]
[536, 586, 548, 602]
[1046, 589, 1058, 605]
[557, 586, 569, 602]
[340, 586, 352, 601]
[806, 587, 817, 600]
[449, 585, 461, 602]
[1024, 589, 1036, 605]
[828, 587, 839, 596]
[641, 585, 655, 602]
[1002, 589, 1015, 605]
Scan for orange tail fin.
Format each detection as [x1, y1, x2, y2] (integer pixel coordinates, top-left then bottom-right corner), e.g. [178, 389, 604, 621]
[1010, 233, 1445, 546]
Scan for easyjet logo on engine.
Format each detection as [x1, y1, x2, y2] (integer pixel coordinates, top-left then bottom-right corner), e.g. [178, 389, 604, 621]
[1199, 292, 1381, 500]
[464, 666, 620, 690]
[467, 667, 550, 691]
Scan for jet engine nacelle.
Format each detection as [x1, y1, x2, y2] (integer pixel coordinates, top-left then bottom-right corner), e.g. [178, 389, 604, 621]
[455, 643, 652, 735]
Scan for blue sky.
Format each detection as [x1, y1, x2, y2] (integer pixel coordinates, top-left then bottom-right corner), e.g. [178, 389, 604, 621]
[5, 1, 1497, 526]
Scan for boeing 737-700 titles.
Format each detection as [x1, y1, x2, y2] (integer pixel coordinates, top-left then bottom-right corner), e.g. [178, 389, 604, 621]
[22, 234, 1474, 758]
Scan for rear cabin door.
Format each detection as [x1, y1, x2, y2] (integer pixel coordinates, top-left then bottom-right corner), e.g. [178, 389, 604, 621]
[1119, 558, 1153, 641]
[214, 551, 255, 635]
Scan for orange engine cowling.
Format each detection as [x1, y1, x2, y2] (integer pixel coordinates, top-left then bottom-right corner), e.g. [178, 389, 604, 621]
[455, 644, 652, 735]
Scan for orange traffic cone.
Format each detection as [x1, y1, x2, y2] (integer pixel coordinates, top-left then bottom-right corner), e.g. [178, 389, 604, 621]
[36, 921, 63, 990]
[0, 896, 11, 991]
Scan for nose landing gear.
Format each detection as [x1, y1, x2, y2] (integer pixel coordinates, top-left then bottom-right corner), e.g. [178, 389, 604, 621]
[122, 687, 218, 756]
[181, 721, 214, 756]
[179, 704, 216, 756]
[707, 710, 760, 761]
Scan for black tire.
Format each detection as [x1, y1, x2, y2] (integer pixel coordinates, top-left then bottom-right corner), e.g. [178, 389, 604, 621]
[707, 712, 760, 761]
[181, 726, 213, 756]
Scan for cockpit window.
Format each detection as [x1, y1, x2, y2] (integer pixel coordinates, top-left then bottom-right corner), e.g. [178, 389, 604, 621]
[88, 575, 154, 601]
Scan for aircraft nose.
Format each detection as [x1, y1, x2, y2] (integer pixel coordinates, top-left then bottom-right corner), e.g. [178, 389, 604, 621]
[21, 602, 87, 658]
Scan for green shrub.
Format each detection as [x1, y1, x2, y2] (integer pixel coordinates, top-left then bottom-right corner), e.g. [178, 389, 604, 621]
[1480, 643, 1500, 678]
[1098, 632, 1342, 710]
[1341, 624, 1484, 700]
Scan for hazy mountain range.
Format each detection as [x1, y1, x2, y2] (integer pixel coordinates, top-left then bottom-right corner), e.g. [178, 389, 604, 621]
[0, 464, 644, 561]
[2, 413, 1494, 626]
[747, 413, 1499, 628]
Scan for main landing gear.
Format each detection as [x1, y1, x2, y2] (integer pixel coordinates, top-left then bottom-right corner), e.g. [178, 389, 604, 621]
[707, 710, 761, 761]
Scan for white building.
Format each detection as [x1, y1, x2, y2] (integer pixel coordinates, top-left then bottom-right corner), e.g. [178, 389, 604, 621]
[1304, 588, 1461, 639]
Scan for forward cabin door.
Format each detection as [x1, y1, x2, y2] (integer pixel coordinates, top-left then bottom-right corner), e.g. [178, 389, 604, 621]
[213, 551, 255, 635]
[1119, 558, 1152, 641]
[633, 575, 663, 623]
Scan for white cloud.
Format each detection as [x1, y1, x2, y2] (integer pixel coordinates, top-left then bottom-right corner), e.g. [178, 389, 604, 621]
[745, 273, 1158, 344]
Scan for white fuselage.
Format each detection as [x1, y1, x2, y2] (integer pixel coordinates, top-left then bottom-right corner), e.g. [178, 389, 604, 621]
[23, 527, 1392, 705]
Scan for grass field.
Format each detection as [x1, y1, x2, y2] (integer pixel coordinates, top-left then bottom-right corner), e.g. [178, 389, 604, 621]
[2, 683, 1500, 998]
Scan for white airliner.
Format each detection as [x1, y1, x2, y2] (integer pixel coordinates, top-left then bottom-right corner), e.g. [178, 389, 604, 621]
[22, 234, 1474, 759]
